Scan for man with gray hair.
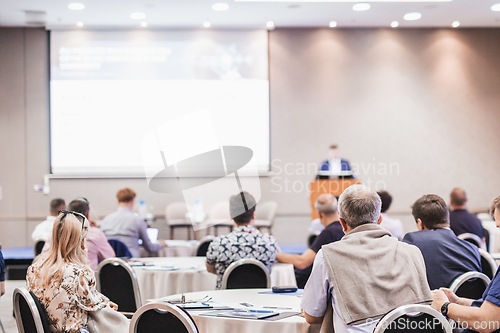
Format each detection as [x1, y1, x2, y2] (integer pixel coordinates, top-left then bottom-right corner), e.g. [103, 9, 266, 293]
[302, 185, 432, 333]
[276, 193, 344, 288]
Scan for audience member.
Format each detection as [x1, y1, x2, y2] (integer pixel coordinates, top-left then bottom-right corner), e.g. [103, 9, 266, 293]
[27, 211, 128, 333]
[68, 198, 115, 270]
[0, 249, 5, 297]
[308, 217, 324, 234]
[100, 188, 164, 258]
[31, 198, 66, 242]
[377, 191, 404, 240]
[302, 185, 432, 332]
[449, 188, 486, 240]
[403, 194, 481, 290]
[431, 195, 500, 333]
[206, 191, 278, 290]
[277, 194, 343, 288]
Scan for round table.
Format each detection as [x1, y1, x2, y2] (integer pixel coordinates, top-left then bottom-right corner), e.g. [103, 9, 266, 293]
[131, 257, 297, 304]
[159, 289, 320, 333]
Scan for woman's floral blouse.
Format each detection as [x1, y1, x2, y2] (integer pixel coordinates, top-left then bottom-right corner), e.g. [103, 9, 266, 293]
[27, 260, 108, 333]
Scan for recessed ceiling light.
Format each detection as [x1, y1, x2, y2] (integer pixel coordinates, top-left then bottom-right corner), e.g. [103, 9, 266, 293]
[68, 3, 85, 10]
[404, 12, 422, 21]
[76, 21, 84, 27]
[203, 21, 211, 27]
[491, 3, 500, 11]
[140, 21, 148, 27]
[130, 12, 146, 20]
[452, 21, 460, 28]
[391, 21, 399, 28]
[353, 3, 371, 11]
[266, 21, 275, 28]
[329, 21, 337, 28]
[212, 3, 229, 11]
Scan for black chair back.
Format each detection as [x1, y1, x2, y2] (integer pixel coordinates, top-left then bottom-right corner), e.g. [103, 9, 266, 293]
[13, 288, 47, 333]
[29, 292, 51, 333]
[479, 248, 498, 280]
[449, 271, 490, 300]
[96, 258, 141, 315]
[107, 239, 132, 258]
[131, 303, 198, 333]
[193, 236, 214, 257]
[221, 258, 270, 290]
[307, 231, 321, 247]
[373, 304, 452, 333]
[34, 241, 45, 257]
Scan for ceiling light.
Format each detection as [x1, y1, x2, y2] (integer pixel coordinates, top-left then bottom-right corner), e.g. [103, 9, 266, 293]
[329, 21, 337, 28]
[404, 12, 422, 21]
[266, 21, 275, 28]
[130, 12, 146, 20]
[76, 21, 84, 27]
[452, 21, 460, 28]
[203, 21, 211, 27]
[391, 21, 399, 28]
[491, 3, 500, 11]
[212, 3, 229, 11]
[353, 3, 370, 11]
[140, 21, 148, 27]
[68, 3, 85, 10]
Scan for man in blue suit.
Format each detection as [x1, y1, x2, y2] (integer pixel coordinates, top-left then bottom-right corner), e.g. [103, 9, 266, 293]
[319, 144, 353, 176]
[403, 194, 481, 290]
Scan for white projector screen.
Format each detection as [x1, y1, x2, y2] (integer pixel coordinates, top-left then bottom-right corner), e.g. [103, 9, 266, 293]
[50, 30, 269, 176]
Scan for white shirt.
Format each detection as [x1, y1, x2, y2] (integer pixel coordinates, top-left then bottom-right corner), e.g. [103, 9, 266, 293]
[329, 158, 342, 175]
[380, 213, 404, 241]
[31, 216, 57, 242]
[308, 218, 325, 234]
[301, 250, 378, 333]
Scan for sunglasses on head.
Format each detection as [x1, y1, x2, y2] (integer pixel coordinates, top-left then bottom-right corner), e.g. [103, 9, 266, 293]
[58, 210, 87, 230]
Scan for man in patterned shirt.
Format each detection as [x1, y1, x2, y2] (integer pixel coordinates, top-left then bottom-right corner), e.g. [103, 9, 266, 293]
[206, 191, 278, 289]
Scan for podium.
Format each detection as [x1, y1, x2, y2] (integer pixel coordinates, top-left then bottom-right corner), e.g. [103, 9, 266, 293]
[309, 179, 362, 220]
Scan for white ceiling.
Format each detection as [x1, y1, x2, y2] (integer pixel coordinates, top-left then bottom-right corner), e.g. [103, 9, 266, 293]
[1, 0, 500, 29]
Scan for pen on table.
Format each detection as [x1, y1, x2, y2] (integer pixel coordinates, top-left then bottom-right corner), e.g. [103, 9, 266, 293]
[249, 309, 273, 313]
[263, 306, 293, 310]
[240, 302, 254, 307]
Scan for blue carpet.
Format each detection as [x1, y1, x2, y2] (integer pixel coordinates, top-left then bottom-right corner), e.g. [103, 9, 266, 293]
[278, 243, 307, 255]
[2, 246, 34, 260]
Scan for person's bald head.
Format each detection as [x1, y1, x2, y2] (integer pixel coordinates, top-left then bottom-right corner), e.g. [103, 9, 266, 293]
[450, 188, 467, 209]
[315, 194, 338, 216]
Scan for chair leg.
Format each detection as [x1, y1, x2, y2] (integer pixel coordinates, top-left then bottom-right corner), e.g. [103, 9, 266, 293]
[0, 316, 6, 333]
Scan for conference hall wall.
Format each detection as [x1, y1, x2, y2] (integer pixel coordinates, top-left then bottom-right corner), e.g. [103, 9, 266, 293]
[1, 27, 500, 247]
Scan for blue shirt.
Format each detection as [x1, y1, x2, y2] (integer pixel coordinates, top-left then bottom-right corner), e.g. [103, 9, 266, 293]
[463, 269, 500, 333]
[450, 209, 485, 239]
[0, 250, 5, 282]
[295, 221, 344, 288]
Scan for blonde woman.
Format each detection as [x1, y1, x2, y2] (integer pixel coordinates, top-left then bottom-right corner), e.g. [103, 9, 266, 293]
[27, 210, 127, 333]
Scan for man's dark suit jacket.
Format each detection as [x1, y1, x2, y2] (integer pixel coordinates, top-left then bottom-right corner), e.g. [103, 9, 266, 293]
[450, 209, 485, 239]
[403, 228, 481, 290]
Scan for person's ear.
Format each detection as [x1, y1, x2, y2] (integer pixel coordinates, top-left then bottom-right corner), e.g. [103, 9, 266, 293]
[339, 218, 348, 233]
[81, 239, 86, 251]
[318, 212, 323, 220]
[377, 214, 383, 225]
[252, 211, 255, 220]
[417, 218, 424, 231]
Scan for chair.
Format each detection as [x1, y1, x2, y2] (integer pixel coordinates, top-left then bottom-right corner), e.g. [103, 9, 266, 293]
[478, 248, 498, 280]
[13, 287, 50, 333]
[206, 201, 233, 236]
[457, 233, 486, 251]
[253, 201, 278, 234]
[192, 236, 215, 257]
[449, 271, 490, 300]
[220, 258, 271, 290]
[308, 231, 321, 247]
[130, 302, 198, 333]
[373, 303, 452, 333]
[96, 258, 141, 317]
[107, 239, 132, 258]
[166, 202, 193, 240]
[33, 240, 45, 257]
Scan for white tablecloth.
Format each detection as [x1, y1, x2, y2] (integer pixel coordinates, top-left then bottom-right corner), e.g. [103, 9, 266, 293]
[131, 257, 297, 304]
[159, 289, 319, 333]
